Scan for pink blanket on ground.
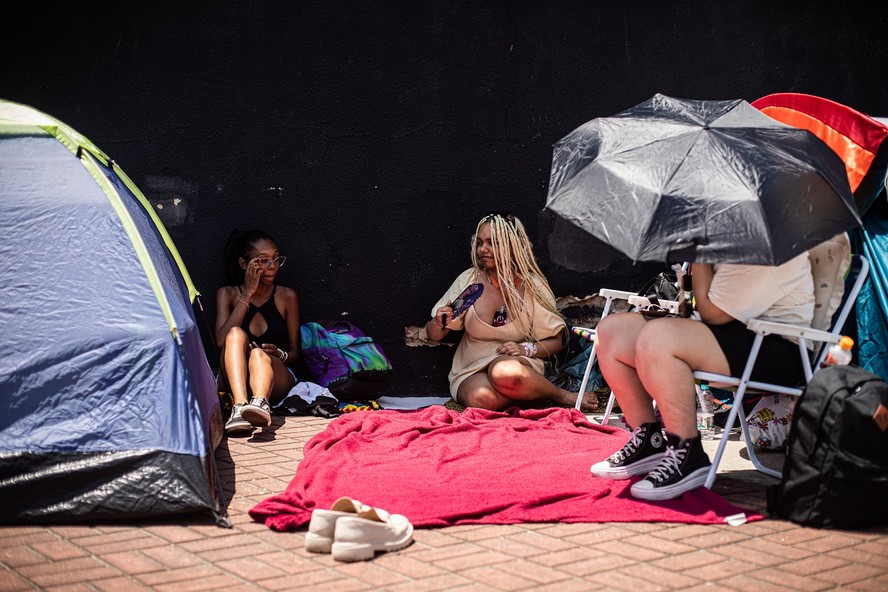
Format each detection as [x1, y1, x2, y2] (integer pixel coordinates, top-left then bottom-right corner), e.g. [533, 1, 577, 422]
[249, 406, 762, 530]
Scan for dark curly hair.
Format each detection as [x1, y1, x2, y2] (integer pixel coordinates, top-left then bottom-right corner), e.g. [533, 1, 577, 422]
[222, 229, 278, 286]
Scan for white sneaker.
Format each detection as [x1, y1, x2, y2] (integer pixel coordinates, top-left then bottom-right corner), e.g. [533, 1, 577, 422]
[224, 404, 252, 434]
[304, 497, 368, 553]
[241, 397, 272, 427]
[331, 507, 414, 562]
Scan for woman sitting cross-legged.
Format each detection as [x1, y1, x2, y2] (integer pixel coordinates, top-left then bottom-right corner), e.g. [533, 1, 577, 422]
[425, 211, 598, 412]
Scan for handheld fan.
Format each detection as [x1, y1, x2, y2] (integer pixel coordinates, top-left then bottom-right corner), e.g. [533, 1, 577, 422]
[442, 283, 484, 327]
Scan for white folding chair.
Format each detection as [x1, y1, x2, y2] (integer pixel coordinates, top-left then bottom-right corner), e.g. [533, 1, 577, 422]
[698, 250, 868, 487]
[572, 289, 680, 424]
[574, 233, 870, 488]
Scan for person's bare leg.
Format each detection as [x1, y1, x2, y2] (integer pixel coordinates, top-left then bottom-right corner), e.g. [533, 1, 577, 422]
[486, 356, 597, 410]
[222, 327, 251, 405]
[268, 359, 297, 406]
[457, 372, 513, 410]
[595, 313, 658, 428]
[247, 348, 276, 401]
[634, 318, 731, 439]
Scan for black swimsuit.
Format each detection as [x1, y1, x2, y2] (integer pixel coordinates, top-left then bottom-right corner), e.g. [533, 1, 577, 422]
[240, 285, 289, 349]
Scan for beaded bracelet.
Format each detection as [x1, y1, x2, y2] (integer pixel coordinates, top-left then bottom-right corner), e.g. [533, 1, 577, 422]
[236, 297, 250, 309]
[521, 341, 538, 358]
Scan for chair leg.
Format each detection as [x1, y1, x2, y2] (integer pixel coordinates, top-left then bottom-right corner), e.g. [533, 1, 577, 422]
[574, 339, 597, 411]
[705, 397, 742, 489]
[574, 339, 620, 426]
[704, 334, 765, 489]
[600, 392, 616, 425]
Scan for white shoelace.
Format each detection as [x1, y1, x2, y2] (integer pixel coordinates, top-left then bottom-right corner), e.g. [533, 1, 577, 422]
[610, 426, 645, 462]
[647, 446, 687, 482]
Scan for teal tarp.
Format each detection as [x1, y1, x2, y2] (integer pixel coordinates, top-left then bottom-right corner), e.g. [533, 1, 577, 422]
[853, 197, 888, 380]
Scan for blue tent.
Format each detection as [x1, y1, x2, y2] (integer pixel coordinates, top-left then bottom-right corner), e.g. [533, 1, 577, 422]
[0, 100, 226, 525]
[850, 115, 888, 380]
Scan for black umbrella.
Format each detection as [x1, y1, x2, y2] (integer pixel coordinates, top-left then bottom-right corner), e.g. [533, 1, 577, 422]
[544, 94, 862, 266]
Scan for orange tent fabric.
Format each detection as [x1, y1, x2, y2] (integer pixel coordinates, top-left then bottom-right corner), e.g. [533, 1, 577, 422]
[753, 93, 888, 213]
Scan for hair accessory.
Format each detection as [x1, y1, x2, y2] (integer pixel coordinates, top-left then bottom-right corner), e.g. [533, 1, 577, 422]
[483, 211, 515, 224]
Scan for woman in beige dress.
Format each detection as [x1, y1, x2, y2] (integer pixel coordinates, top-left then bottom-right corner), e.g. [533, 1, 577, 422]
[426, 212, 598, 411]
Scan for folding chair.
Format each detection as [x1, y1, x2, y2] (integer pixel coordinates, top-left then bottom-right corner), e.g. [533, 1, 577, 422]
[572, 288, 679, 424]
[573, 233, 870, 489]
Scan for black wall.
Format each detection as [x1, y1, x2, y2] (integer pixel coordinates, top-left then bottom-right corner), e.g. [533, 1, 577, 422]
[4, 1, 888, 395]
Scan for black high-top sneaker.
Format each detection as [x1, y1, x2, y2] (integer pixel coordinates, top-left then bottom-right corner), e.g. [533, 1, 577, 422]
[630, 432, 712, 500]
[590, 422, 666, 479]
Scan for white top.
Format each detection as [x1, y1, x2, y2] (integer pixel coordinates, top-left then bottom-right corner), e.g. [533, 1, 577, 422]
[708, 253, 815, 327]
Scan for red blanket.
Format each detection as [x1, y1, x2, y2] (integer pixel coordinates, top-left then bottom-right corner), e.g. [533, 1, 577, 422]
[250, 406, 762, 530]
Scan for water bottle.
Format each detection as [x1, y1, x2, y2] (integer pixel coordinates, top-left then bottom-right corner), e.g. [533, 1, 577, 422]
[823, 336, 854, 366]
[696, 383, 715, 440]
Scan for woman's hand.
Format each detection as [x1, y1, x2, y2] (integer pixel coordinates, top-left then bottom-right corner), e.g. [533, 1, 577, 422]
[437, 300, 465, 331]
[496, 341, 525, 356]
[435, 301, 458, 330]
[426, 301, 456, 341]
[258, 342, 288, 362]
[243, 257, 263, 297]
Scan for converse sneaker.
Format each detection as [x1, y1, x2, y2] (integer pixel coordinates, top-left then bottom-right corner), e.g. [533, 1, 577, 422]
[591, 422, 666, 479]
[241, 397, 272, 427]
[224, 404, 253, 434]
[630, 432, 712, 501]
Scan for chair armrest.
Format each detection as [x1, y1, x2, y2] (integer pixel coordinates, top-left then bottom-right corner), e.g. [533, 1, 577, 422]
[746, 318, 840, 344]
[627, 295, 681, 314]
[598, 288, 638, 301]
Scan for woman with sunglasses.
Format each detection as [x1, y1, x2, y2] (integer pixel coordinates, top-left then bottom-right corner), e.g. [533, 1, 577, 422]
[215, 229, 300, 434]
[426, 212, 598, 412]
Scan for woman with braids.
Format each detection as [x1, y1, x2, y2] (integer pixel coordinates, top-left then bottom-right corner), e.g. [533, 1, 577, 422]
[215, 229, 300, 435]
[426, 212, 598, 411]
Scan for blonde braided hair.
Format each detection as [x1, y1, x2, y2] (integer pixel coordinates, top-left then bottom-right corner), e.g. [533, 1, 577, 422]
[470, 213, 564, 350]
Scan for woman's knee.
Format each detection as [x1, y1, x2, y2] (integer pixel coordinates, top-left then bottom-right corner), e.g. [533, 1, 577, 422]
[458, 373, 509, 410]
[597, 313, 642, 362]
[487, 357, 529, 392]
[248, 346, 270, 368]
[635, 320, 681, 364]
[224, 326, 249, 348]
[460, 389, 502, 410]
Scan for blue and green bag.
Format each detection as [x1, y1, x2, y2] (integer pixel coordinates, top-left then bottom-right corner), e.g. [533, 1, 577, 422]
[300, 320, 393, 397]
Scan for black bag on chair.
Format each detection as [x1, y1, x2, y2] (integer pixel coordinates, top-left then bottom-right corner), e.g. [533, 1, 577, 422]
[767, 365, 888, 528]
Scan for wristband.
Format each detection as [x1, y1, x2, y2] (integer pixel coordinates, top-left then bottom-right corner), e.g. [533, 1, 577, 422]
[521, 341, 538, 357]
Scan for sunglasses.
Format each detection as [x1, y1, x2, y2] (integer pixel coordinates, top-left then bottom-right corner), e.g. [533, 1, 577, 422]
[249, 256, 287, 269]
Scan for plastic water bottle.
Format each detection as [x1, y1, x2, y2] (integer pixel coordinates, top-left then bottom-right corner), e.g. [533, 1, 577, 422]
[824, 336, 854, 366]
[696, 384, 715, 440]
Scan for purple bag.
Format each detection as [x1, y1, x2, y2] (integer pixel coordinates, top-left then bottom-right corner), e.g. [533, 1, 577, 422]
[300, 320, 393, 397]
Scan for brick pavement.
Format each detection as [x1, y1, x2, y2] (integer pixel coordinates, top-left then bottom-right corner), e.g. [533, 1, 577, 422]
[2, 412, 888, 591]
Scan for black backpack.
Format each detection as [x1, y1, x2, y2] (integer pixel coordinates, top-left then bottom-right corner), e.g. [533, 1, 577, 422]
[767, 365, 888, 528]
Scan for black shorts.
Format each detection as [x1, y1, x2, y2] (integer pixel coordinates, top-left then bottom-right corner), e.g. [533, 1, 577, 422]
[706, 320, 805, 387]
